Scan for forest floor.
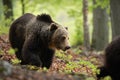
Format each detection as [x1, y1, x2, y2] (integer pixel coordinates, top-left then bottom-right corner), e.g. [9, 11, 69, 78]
[0, 34, 104, 80]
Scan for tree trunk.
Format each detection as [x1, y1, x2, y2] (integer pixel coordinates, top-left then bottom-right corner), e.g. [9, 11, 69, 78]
[2, 0, 13, 21]
[21, 0, 25, 15]
[92, 0, 109, 51]
[83, 0, 90, 50]
[110, 0, 120, 39]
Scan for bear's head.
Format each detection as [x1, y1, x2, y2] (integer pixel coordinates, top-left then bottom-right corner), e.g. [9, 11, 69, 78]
[49, 23, 71, 51]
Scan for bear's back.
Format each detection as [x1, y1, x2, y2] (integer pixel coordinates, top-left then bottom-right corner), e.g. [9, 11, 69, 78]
[12, 13, 36, 27]
[9, 13, 36, 48]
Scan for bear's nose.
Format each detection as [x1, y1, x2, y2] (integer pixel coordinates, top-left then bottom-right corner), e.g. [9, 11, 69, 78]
[65, 46, 71, 51]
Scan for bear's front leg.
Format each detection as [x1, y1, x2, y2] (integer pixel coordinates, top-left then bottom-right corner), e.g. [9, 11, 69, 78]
[21, 35, 42, 67]
[41, 48, 55, 68]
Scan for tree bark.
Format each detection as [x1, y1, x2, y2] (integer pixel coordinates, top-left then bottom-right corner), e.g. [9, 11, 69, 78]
[83, 0, 90, 50]
[21, 0, 25, 15]
[92, 0, 109, 51]
[2, 0, 13, 20]
[110, 0, 120, 39]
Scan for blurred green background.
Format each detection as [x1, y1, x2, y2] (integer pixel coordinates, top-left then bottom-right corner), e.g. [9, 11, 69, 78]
[0, 0, 112, 51]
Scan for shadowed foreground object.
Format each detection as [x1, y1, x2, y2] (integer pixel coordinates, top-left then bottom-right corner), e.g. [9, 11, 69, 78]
[9, 13, 70, 68]
[97, 36, 120, 80]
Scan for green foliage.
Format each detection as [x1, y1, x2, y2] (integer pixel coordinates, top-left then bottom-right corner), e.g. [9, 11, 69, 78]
[42, 67, 48, 72]
[79, 59, 97, 75]
[55, 50, 98, 76]
[0, 16, 9, 34]
[93, 0, 109, 9]
[11, 58, 21, 65]
[0, 0, 110, 47]
[13, 0, 85, 46]
[86, 77, 95, 80]
[74, 48, 82, 54]
[0, 50, 4, 55]
[64, 61, 78, 73]
[100, 76, 112, 80]
[0, 26, 9, 34]
[66, 1, 83, 46]
[8, 48, 15, 55]
[104, 76, 112, 80]
[0, 17, 11, 34]
[55, 51, 72, 61]
[92, 0, 110, 17]
[26, 65, 49, 71]
[27, 65, 40, 70]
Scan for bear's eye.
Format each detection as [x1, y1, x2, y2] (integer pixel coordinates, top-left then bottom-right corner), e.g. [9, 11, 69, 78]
[61, 36, 66, 40]
[68, 37, 69, 40]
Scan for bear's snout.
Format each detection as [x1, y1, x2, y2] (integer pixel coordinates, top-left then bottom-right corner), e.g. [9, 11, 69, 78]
[64, 46, 71, 51]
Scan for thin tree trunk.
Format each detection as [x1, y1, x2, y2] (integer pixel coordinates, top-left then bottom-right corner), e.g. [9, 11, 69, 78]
[110, 0, 120, 39]
[92, 0, 109, 51]
[83, 0, 90, 51]
[3, 0, 13, 21]
[21, 0, 25, 15]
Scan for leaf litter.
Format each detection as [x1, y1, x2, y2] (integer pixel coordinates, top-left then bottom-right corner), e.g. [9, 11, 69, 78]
[0, 34, 104, 80]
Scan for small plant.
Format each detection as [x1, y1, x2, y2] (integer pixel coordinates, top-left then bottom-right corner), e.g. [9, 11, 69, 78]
[78, 59, 98, 75]
[0, 50, 4, 55]
[101, 76, 112, 80]
[11, 58, 21, 65]
[27, 65, 40, 70]
[8, 48, 15, 55]
[55, 51, 72, 61]
[43, 67, 48, 72]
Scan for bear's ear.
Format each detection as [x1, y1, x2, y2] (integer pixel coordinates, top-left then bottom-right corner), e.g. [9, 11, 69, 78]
[50, 23, 58, 31]
[65, 27, 68, 30]
[36, 14, 53, 23]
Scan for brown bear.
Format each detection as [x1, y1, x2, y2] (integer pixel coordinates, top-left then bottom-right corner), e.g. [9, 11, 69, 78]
[97, 36, 120, 80]
[9, 13, 71, 68]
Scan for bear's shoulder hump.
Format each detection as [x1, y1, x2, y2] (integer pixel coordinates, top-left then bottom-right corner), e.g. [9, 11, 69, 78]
[36, 14, 53, 23]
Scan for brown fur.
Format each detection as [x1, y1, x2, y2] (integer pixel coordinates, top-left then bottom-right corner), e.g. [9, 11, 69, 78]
[97, 36, 120, 80]
[9, 13, 70, 68]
